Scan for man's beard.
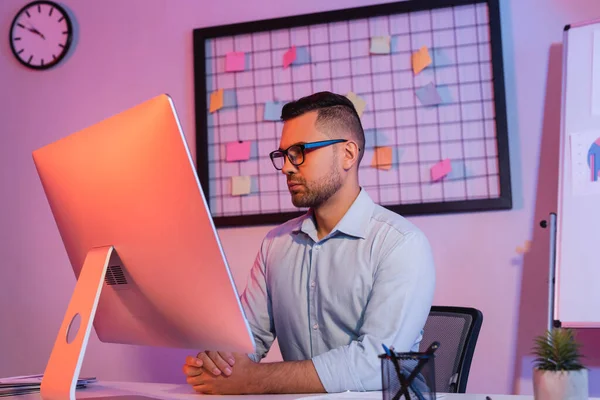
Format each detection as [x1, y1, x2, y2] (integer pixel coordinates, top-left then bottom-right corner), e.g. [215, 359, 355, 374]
[288, 166, 343, 208]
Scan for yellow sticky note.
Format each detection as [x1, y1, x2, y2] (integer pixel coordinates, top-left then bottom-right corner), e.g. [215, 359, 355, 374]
[412, 46, 432, 75]
[371, 147, 393, 170]
[516, 240, 532, 254]
[370, 36, 391, 54]
[209, 89, 223, 113]
[346, 92, 366, 117]
[231, 176, 251, 196]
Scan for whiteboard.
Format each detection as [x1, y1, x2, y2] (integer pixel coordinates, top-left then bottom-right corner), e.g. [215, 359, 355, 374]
[556, 18, 600, 327]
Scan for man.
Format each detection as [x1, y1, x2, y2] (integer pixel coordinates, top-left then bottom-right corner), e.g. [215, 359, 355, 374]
[182, 91, 436, 395]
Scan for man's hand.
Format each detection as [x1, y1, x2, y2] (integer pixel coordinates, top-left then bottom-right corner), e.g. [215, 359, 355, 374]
[182, 352, 257, 395]
[184, 350, 235, 377]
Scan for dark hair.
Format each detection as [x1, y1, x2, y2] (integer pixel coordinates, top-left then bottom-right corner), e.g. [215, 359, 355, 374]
[280, 91, 365, 164]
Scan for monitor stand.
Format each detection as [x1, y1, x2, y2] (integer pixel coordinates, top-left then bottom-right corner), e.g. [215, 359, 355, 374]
[40, 245, 116, 400]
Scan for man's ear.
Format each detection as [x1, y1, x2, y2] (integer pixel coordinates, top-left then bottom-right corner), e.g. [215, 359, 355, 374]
[342, 141, 360, 170]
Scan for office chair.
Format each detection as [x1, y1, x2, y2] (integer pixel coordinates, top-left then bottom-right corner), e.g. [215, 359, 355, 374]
[418, 306, 483, 393]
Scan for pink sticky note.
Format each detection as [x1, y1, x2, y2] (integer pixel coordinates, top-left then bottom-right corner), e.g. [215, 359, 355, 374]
[226, 141, 251, 162]
[225, 52, 245, 72]
[283, 46, 297, 68]
[431, 159, 452, 181]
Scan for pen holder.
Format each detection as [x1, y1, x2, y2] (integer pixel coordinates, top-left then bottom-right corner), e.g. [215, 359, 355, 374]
[379, 351, 436, 400]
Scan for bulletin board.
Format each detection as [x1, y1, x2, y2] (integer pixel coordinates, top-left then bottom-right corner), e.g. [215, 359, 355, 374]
[192, 0, 512, 228]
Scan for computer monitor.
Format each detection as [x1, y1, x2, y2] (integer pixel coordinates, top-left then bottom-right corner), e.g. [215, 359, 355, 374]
[31, 94, 255, 400]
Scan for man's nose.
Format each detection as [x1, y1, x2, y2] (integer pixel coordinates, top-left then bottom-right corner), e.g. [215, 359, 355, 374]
[281, 156, 297, 175]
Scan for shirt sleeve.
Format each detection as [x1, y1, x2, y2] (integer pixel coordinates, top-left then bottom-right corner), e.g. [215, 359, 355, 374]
[239, 238, 277, 362]
[311, 230, 436, 392]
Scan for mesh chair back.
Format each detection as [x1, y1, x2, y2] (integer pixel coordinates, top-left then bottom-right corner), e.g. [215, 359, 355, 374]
[418, 306, 483, 393]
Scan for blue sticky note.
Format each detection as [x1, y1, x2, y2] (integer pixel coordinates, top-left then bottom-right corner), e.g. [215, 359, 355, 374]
[293, 46, 311, 65]
[264, 101, 284, 121]
[223, 89, 238, 108]
[431, 48, 453, 67]
[415, 82, 443, 106]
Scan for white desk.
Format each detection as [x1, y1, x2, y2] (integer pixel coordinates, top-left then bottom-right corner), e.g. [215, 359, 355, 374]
[6, 381, 566, 400]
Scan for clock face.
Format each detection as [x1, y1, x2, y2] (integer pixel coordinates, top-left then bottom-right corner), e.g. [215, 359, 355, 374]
[9, 1, 73, 70]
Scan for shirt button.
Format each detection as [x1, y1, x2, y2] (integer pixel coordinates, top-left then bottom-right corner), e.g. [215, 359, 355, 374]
[310, 281, 316, 288]
[313, 323, 319, 330]
[314, 245, 320, 251]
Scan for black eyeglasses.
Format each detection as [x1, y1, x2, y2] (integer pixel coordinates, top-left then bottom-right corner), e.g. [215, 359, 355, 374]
[269, 139, 348, 170]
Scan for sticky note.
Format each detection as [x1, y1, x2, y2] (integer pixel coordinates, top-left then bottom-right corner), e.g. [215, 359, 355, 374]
[283, 46, 297, 68]
[516, 240, 532, 254]
[371, 147, 393, 170]
[209, 89, 223, 113]
[226, 141, 251, 162]
[264, 101, 284, 121]
[412, 46, 432, 75]
[370, 36, 391, 54]
[225, 51, 245, 72]
[415, 82, 443, 106]
[431, 158, 452, 181]
[346, 92, 366, 117]
[231, 176, 251, 196]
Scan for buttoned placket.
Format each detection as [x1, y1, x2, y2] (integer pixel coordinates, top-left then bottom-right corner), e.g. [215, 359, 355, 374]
[308, 241, 320, 357]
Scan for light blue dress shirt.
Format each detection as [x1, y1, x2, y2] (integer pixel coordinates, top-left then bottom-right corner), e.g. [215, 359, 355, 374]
[240, 189, 436, 392]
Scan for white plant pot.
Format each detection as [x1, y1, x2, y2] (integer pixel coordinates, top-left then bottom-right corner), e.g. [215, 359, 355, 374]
[533, 368, 588, 400]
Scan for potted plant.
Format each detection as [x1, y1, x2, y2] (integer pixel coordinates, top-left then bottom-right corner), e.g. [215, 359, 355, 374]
[532, 328, 588, 400]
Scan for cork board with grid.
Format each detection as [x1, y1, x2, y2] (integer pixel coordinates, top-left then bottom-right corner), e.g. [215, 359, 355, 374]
[193, 0, 512, 227]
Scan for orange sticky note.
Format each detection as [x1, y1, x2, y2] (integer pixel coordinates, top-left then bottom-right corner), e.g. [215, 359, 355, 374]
[283, 46, 297, 68]
[372, 147, 393, 170]
[412, 46, 432, 75]
[431, 158, 452, 181]
[209, 89, 223, 113]
[346, 92, 366, 117]
[226, 51, 246, 72]
[226, 141, 251, 162]
[231, 176, 251, 196]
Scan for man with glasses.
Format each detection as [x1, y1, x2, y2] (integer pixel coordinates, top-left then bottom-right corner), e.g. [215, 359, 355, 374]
[183, 91, 436, 395]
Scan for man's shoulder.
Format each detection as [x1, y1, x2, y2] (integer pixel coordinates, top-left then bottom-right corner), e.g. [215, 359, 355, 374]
[263, 212, 307, 241]
[369, 203, 427, 240]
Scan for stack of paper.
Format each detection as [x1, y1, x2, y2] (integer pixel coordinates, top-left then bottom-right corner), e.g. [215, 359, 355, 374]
[0, 374, 96, 397]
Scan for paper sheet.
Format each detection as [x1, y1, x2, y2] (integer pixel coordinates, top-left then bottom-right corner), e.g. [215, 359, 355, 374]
[570, 130, 600, 196]
[225, 51, 246, 72]
[231, 176, 252, 196]
[592, 30, 600, 115]
[295, 392, 446, 400]
[264, 101, 284, 121]
[226, 141, 251, 162]
[431, 158, 452, 181]
[412, 46, 432, 75]
[346, 92, 367, 117]
[370, 36, 391, 54]
[209, 89, 223, 113]
[415, 82, 443, 106]
[371, 147, 393, 170]
[283, 46, 297, 68]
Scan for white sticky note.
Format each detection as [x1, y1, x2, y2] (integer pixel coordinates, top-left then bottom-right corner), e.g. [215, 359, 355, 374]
[570, 130, 600, 196]
[592, 31, 600, 116]
[231, 176, 252, 196]
[370, 36, 391, 54]
[346, 92, 367, 117]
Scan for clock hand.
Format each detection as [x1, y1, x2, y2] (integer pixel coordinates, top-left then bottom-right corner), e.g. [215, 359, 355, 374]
[23, 21, 45, 39]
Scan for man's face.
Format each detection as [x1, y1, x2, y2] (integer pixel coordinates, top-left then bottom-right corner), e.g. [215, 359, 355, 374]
[278, 111, 343, 208]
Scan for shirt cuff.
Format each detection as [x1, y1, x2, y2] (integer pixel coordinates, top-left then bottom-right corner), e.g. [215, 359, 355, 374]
[312, 348, 366, 393]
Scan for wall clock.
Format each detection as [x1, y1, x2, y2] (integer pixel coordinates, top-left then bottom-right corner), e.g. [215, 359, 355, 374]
[9, 0, 73, 70]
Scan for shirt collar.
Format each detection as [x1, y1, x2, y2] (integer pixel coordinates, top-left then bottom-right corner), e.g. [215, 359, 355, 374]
[292, 188, 374, 241]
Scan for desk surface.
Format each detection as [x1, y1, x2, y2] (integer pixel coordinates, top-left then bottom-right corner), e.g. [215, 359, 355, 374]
[7, 381, 576, 400]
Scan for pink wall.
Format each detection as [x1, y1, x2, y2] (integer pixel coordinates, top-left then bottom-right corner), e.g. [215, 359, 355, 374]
[1, 0, 599, 395]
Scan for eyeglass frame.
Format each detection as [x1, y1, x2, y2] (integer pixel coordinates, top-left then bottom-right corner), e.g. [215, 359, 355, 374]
[269, 139, 349, 170]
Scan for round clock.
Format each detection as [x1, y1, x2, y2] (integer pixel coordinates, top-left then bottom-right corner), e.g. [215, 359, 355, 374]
[9, 0, 73, 70]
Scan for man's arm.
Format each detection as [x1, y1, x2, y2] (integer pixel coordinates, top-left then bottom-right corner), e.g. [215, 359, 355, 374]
[239, 238, 277, 362]
[311, 230, 436, 393]
[247, 360, 326, 394]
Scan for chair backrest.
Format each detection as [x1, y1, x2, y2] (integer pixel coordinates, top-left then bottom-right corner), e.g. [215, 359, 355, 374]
[418, 306, 483, 393]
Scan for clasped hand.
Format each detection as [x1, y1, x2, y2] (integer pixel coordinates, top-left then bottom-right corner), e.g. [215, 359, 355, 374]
[182, 351, 256, 394]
